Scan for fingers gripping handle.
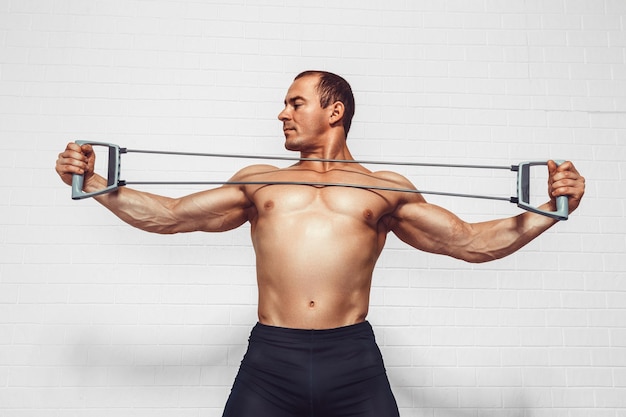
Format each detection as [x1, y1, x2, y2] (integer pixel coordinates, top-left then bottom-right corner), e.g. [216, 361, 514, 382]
[71, 140, 122, 200]
[516, 160, 568, 221]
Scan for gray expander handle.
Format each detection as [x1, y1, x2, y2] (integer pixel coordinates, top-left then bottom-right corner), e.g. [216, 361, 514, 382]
[71, 140, 122, 200]
[516, 160, 568, 221]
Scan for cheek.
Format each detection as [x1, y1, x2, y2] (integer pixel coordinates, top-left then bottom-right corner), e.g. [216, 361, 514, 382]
[305, 113, 329, 131]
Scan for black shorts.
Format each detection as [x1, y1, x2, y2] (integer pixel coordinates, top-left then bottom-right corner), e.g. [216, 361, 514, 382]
[222, 321, 399, 417]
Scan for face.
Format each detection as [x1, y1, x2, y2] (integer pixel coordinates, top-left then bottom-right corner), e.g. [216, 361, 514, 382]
[278, 75, 333, 152]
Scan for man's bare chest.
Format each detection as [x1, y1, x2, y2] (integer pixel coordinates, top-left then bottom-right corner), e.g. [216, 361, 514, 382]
[246, 169, 399, 225]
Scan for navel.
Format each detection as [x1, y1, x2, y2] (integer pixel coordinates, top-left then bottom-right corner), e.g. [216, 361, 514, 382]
[309, 300, 316, 308]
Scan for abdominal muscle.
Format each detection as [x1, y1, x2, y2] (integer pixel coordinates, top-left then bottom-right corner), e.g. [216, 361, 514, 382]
[250, 187, 388, 330]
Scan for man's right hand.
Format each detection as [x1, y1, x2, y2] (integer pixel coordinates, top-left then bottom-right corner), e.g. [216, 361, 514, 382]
[55, 142, 96, 187]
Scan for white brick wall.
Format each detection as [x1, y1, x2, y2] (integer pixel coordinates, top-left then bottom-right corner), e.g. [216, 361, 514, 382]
[1, 0, 624, 415]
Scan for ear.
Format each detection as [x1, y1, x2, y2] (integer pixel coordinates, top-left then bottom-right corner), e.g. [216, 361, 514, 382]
[328, 101, 345, 126]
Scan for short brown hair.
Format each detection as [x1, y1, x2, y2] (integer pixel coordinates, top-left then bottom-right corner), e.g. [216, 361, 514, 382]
[295, 70, 355, 137]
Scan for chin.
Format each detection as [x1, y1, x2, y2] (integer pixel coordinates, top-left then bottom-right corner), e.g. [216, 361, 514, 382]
[284, 139, 301, 151]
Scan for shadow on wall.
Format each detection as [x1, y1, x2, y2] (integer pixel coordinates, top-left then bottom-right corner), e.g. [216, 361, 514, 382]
[62, 325, 243, 387]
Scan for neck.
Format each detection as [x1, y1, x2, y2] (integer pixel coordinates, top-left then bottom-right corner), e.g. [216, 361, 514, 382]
[297, 136, 354, 171]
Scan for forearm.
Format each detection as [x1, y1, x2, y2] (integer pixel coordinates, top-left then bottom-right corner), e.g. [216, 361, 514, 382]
[465, 201, 559, 263]
[85, 175, 180, 234]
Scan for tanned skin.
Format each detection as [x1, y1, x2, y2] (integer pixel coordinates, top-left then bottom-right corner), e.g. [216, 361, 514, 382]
[56, 74, 585, 330]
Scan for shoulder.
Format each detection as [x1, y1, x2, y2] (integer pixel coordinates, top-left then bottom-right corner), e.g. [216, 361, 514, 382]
[230, 164, 281, 180]
[367, 169, 432, 231]
[372, 170, 413, 186]
[371, 170, 426, 203]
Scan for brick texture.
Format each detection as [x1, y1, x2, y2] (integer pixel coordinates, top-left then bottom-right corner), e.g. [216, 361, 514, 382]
[0, 0, 624, 415]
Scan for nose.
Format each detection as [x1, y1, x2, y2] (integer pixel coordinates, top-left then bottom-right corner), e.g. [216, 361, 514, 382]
[278, 106, 290, 121]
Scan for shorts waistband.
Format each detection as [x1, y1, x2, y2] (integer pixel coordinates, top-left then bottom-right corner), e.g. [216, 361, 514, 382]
[251, 321, 373, 343]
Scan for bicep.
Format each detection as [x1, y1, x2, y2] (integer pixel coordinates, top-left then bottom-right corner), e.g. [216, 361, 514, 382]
[169, 185, 253, 233]
[168, 164, 278, 233]
[390, 199, 474, 259]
